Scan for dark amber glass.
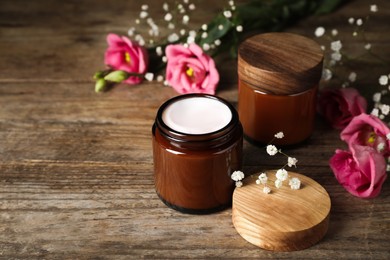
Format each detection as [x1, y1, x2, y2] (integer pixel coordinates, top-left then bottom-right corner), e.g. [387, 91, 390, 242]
[238, 33, 323, 145]
[152, 94, 243, 214]
[238, 80, 318, 145]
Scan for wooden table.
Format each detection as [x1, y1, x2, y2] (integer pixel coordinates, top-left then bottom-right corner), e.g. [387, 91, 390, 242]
[1, 0, 389, 258]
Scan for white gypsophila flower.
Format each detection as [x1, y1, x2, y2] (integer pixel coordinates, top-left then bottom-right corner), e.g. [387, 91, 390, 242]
[180, 29, 186, 35]
[379, 75, 389, 86]
[183, 0, 189, 4]
[371, 108, 379, 117]
[331, 52, 342, 61]
[377, 142, 385, 152]
[331, 40, 342, 51]
[356, 18, 363, 26]
[322, 68, 332, 81]
[168, 33, 179, 42]
[203, 43, 210, 51]
[380, 114, 385, 120]
[275, 179, 283, 189]
[276, 169, 288, 181]
[229, 0, 235, 6]
[381, 104, 390, 115]
[256, 179, 261, 185]
[128, 27, 135, 36]
[314, 27, 325, 37]
[214, 39, 221, 46]
[365, 43, 372, 50]
[274, 132, 284, 139]
[223, 10, 232, 18]
[162, 56, 168, 63]
[144, 72, 154, 81]
[182, 15, 190, 24]
[189, 3, 195, 10]
[289, 177, 301, 190]
[187, 36, 195, 44]
[348, 17, 355, 24]
[163, 80, 169, 86]
[201, 24, 208, 31]
[189, 30, 196, 37]
[168, 23, 175, 30]
[331, 29, 338, 36]
[258, 173, 268, 184]
[164, 13, 173, 21]
[140, 11, 148, 19]
[321, 45, 325, 51]
[373, 92, 382, 102]
[201, 32, 208, 39]
[235, 181, 243, 188]
[141, 4, 148, 10]
[287, 157, 298, 167]
[236, 25, 243, 32]
[353, 31, 358, 37]
[135, 19, 140, 24]
[386, 133, 390, 140]
[231, 170, 244, 182]
[370, 4, 378, 12]
[266, 145, 278, 156]
[218, 24, 224, 30]
[157, 75, 164, 82]
[387, 164, 390, 172]
[163, 3, 169, 11]
[263, 186, 271, 194]
[348, 72, 357, 82]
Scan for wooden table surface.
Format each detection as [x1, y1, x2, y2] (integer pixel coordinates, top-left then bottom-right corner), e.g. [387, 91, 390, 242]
[1, 0, 389, 258]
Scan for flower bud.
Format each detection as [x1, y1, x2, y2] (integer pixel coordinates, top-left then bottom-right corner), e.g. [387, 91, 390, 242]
[93, 71, 105, 80]
[95, 78, 107, 92]
[104, 70, 129, 83]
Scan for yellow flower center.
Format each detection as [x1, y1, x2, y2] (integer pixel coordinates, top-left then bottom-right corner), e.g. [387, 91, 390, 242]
[367, 132, 376, 144]
[186, 67, 194, 77]
[124, 52, 131, 63]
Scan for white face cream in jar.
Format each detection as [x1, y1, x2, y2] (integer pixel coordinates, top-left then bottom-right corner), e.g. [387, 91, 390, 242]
[152, 94, 243, 214]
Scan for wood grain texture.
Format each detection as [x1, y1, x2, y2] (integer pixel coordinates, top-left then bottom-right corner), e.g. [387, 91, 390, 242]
[233, 171, 330, 251]
[0, 0, 390, 259]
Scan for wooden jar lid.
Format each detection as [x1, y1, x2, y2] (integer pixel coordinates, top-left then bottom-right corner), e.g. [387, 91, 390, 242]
[232, 171, 331, 251]
[238, 33, 323, 95]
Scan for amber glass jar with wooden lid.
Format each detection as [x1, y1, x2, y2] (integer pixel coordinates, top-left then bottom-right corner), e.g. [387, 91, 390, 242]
[238, 32, 323, 145]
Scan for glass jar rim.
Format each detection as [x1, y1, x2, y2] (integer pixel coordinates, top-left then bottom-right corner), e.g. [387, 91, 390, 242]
[155, 94, 240, 145]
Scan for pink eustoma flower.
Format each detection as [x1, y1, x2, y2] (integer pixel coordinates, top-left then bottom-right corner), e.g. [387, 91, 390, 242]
[330, 144, 387, 198]
[317, 88, 367, 129]
[104, 33, 148, 84]
[341, 113, 390, 156]
[165, 44, 219, 94]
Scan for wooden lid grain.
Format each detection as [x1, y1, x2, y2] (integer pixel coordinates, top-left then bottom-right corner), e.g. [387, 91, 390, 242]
[238, 33, 323, 95]
[232, 171, 331, 251]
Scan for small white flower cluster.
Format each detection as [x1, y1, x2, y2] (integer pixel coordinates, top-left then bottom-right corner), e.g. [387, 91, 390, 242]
[371, 74, 390, 121]
[266, 132, 298, 168]
[314, 4, 380, 88]
[231, 170, 245, 187]
[197, 0, 243, 51]
[255, 170, 301, 194]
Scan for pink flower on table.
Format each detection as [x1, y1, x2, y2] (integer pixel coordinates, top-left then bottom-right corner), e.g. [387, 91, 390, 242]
[341, 113, 390, 156]
[317, 88, 367, 129]
[104, 33, 148, 84]
[165, 44, 219, 94]
[330, 144, 387, 198]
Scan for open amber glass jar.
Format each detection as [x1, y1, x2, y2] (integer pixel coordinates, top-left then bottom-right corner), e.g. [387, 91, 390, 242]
[238, 33, 323, 145]
[152, 94, 243, 214]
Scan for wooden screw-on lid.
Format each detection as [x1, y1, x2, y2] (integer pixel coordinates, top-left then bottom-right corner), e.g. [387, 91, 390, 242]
[238, 33, 323, 95]
[232, 171, 331, 251]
